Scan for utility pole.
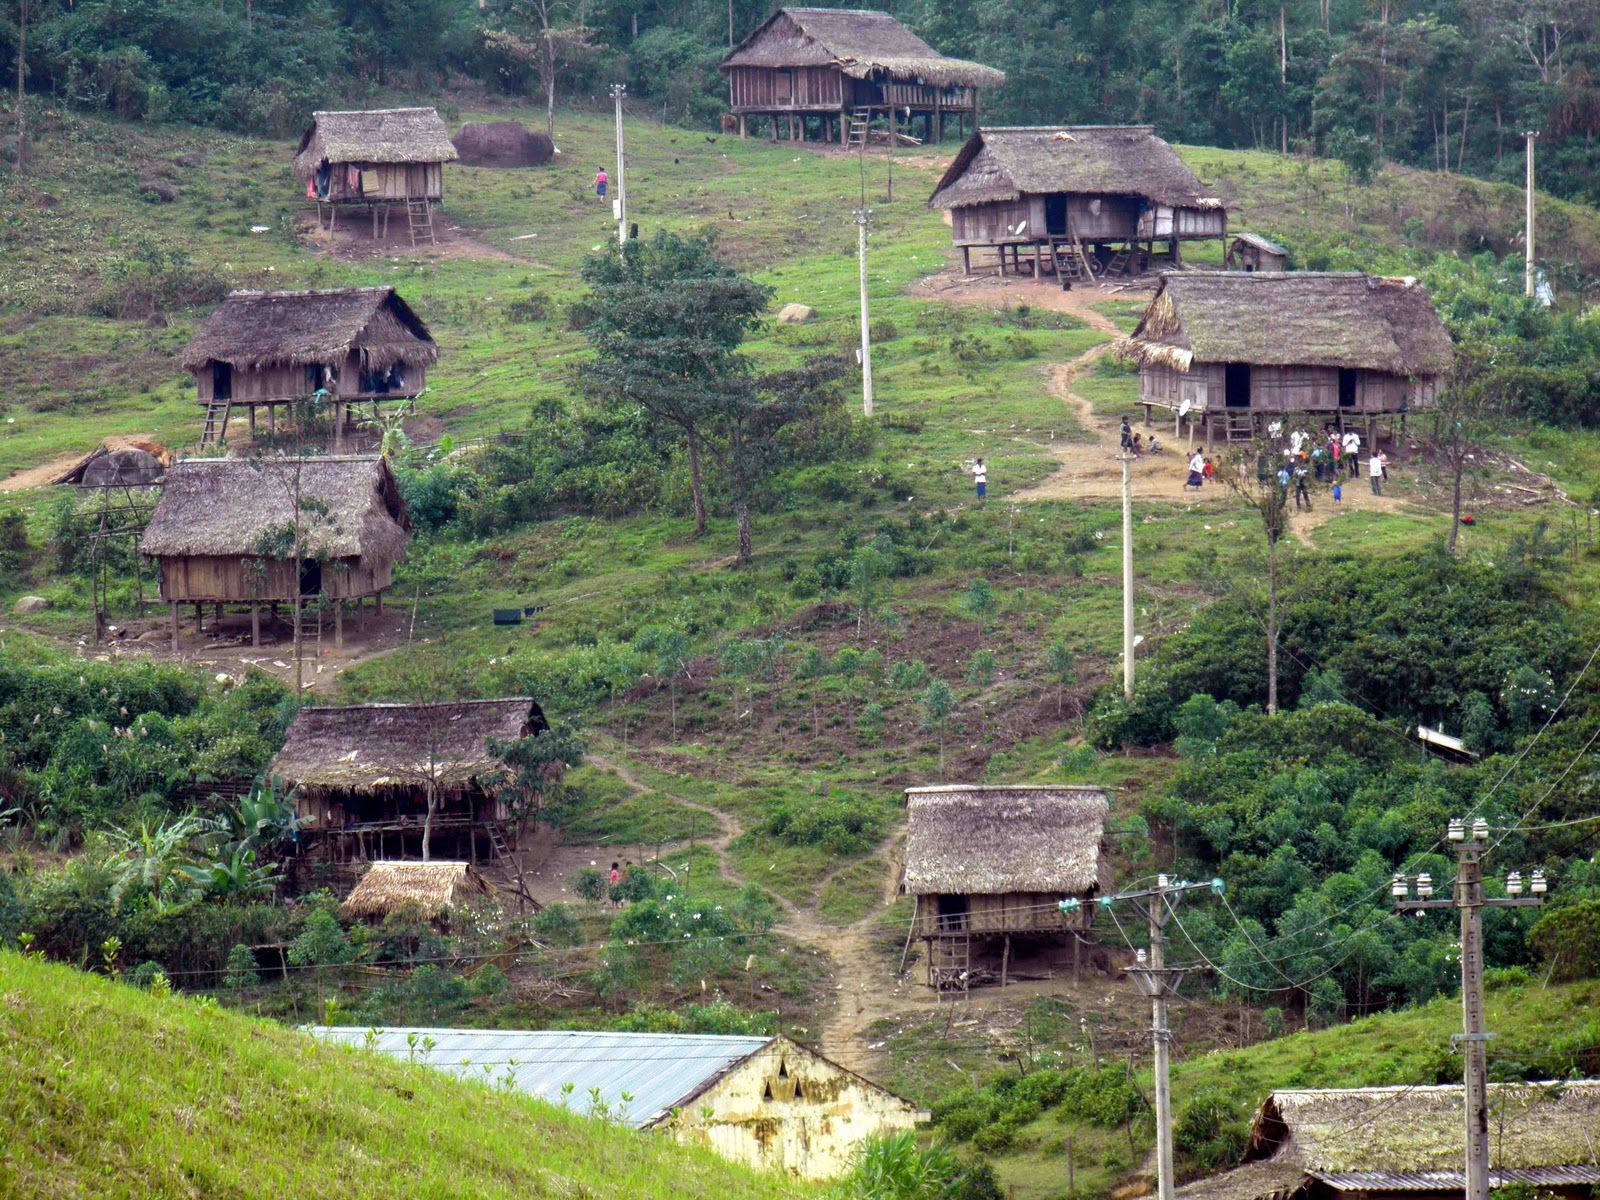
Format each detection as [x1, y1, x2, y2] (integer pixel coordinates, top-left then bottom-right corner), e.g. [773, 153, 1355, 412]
[1068, 876, 1221, 1200]
[854, 207, 874, 417]
[1522, 131, 1539, 298]
[1121, 452, 1134, 701]
[1394, 819, 1546, 1200]
[611, 83, 628, 250]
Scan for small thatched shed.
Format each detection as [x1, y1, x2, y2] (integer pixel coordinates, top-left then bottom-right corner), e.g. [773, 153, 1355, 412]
[337, 861, 493, 924]
[928, 126, 1227, 277]
[1227, 232, 1289, 272]
[1122, 271, 1452, 444]
[270, 698, 548, 862]
[902, 784, 1110, 989]
[139, 455, 409, 648]
[721, 8, 1003, 143]
[182, 287, 437, 448]
[55, 440, 169, 488]
[293, 107, 458, 204]
[1177, 1081, 1600, 1200]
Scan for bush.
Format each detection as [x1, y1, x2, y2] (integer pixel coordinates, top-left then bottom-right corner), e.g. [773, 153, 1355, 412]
[763, 790, 883, 854]
[1174, 1086, 1249, 1170]
[1529, 900, 1600, 982]
[0, 511, 31, 575]
[529, 902, 581, 947]
[222, 942, 258, 990]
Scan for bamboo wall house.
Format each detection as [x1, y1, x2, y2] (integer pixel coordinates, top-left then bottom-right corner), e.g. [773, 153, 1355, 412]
[182, 287, 438, 450]
[293, 107, 458, 242]
[720, 8, 1003, 144]
[138, 455, 410, 649]
[1176, 1082, 1600, 1200]
[1122, 272, 1453, 445]
[902, 785, 1110, 991]
[269, 698, 548, 863]
[928, 126, 1227, 279]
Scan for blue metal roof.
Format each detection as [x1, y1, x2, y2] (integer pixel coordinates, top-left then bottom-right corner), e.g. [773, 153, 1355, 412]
[310, 1027, 775, 1127]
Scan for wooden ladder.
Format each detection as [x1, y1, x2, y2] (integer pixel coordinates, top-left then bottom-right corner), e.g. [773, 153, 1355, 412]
[1103, 244, 1137, 276]
[486, 824, 512, 861]
[846, 109, 872, 148]
[406, 198, 436, 247]
[199, 398, 232, 448]
[931, 931, 972, 997]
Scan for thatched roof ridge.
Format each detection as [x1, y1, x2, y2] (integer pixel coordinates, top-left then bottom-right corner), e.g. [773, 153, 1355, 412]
[269, 698, 548, 793]
[1249, 1082, 1600, 1174]
[722, 8, 1004, 89]
[293, 107, 459, 177]
[929, 126, 1221, 210]
[337, 861, 491, 921]
[181, 288, 437, 373]
[902, 785, 1109, 895]
[138, 456, 410, 562]
[1124, 272, 1453, 376]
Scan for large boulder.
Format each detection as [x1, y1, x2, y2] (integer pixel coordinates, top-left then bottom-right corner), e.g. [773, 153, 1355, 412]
[13, 595, 49, 614]
[453, 122, 554, 168]
[776, 303, 815, 324]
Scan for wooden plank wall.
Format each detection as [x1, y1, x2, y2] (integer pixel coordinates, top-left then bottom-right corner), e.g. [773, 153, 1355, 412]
[914, 892, 1091, 936]
[727, 66, 843, 110]
[157, 555, 394, 603]
[1140, 362, 1435, 414]
[951, 199, 1034, 245]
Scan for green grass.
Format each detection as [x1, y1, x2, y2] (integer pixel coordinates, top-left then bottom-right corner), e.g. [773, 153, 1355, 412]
[0, 951, 810, 1200]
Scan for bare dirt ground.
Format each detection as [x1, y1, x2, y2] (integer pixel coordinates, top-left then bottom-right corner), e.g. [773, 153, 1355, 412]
[296, 211, 522, 263]
[0, 434, 160, 493]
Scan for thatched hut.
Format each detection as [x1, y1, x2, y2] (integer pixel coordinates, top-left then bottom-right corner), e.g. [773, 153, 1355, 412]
[721, 8, 1003, 144]
[181, 287, 438, 450]
[928, 126, 1227, 279]
[55, 441, 169, 488]
[139, 455, 409, 650]
[1227, 232, 1289, 272]
[902, 784, 1110, 990]
[270, 698, 548, 862]
[337, 861, 493, 925]
[1176, 1082, 1600, 1200]
[293, 108, 458, 242]
[1121, 271, 1452, 445]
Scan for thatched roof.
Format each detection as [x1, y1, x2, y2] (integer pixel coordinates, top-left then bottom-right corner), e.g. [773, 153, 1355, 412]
[722, 8, 1004, 89]
[293, 108, 459, 177]
[1231, 232, 1288, 257]
[269, 699, 548, 794]
[1124, 272, 1453, 376]
[929, 126, 1221, 210]
[902, 785, 1109, 896]
[181, 288, 437, 373]
[55, 439, 169, 488]
[139, 456, 410, 562]
[337, 861, 491, 921]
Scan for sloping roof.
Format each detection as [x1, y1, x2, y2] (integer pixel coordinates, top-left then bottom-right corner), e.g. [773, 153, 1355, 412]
[138, 456, 410, 562]
[293, 108, 459, 176]
[722, 8, 1004, 89]
[337, 861, 492, 920]
[929, 126, 1221, 210]
[181, 288, 438, 373]
[55, 439, 169, 487]
[902, 785, 1109, 895]
[1231, 232, 1288, 256]
[310, 1028, 779, 1126]
[1170, 1160, 1307, 1200]
[269, 699, 547, 793]
[1124, 272, 1453, 376]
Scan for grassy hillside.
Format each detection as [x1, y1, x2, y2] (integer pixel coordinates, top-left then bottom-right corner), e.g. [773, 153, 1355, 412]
[0, 952, 810, 1200]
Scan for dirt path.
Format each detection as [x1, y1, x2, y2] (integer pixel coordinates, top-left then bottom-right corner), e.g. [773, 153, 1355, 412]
[1, 434, 160, 493]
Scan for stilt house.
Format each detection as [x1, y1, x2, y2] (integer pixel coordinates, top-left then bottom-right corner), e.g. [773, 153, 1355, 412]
[720, 8, 1003, 144]
[927, 126, 1227, 279]
[182, 287, 437, 449]
[138, 455, 410, 650]
[311, 1028, 919, 1178]
[1122, 272, 1453, 445]
[269, 698, 548, 862]
[1174, 1082, 1600, 1200]
[902, 785, 1110, 991]
[293, 108, 458, 242]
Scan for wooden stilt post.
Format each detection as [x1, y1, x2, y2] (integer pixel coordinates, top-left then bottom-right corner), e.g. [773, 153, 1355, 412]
[194, 602, 203, 631]
[961, 245, 971, 275]
[170, 602, 180, 653]
[375, 590, 383, 616]
[334, 600, 343, 648]
[251, 604, 260, 647]
[1072, 930, 1082, 983]
[1001, 934, 1011, 989]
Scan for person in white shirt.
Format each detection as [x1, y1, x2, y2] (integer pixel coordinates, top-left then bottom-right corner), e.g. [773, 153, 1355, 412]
[1342, 430, 1361, 478]
[1186, 451, 1205, 489]
[972, 458, 987, 502]
[1368, 449, 1385, 495]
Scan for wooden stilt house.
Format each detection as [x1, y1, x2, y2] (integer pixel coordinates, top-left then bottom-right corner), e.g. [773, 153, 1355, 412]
[293, 108, 458, 244]
[902, 785, 1110, 992]
[721, 8, 1003, 145]
[270, 698, 549, 864]
[1121, 272, 1453, 446]
[181, 287, 437, 449]
[138, 455, 410, 650]
[1226, 233, 1289, 272]
[927, 126, 1227, 280]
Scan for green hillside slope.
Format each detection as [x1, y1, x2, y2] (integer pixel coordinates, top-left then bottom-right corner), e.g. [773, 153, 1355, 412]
[0, 952, 809, 1200]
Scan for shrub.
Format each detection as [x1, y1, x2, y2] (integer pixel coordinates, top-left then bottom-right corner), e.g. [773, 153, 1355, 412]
[466, 963, 509, 999]
[1174, 1086, 1250, 1170]
[1529, 900, 1600, 982]
[763, 790, 883, 854]
[529, 902, 581, 947]
[504, 293, 548, 322]
[0, 511, 30, 575]
[222, 942, 258, 990]
[573, 867, 608, 905]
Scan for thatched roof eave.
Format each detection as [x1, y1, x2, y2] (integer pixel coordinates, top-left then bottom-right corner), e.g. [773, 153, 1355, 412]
[903, 785, 1110, 895]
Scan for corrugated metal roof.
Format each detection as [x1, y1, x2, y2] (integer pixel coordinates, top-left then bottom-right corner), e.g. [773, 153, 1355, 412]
[310, 1027, 774, 1127]
[1313, 1168, 1600, 1191]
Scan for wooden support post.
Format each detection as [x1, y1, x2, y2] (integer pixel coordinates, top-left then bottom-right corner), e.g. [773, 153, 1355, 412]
[374, 590, 383, 616]
[961, 245, 970, 276]
[194, 602, 203, 631]
[1072, 930, 1081, 983]
[170, 602, 180, 653]
[249, 407, 256, 436]
[333, 401, 344, 453]
[268, 405, 276, 434]
[1034, 242, 1043, 279]
[1000, 934, 1011, 989]
[215, 601, 224, 622]
[334, 599, 343, 648]
[251, 604, 260, 647]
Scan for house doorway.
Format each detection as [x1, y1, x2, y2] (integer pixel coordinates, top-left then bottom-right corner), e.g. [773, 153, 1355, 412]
[1225, 362, 1251, 408]
[212, 362, 233, 402]
[936, 894, 969, 932]
[298, 558, 322, 598]
[1045, 194, 1068, 237]
[1338, 368, 1357, 408]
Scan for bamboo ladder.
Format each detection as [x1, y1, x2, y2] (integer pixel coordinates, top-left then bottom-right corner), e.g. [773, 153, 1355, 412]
[199, 397, 232, 448]
[405, 197, 436, 248]
[845, 108, 872, 148]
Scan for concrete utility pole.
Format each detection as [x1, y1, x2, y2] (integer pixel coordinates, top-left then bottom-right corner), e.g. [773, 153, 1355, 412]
[854, 207, 874, 417]
[1523, 131, 1539, 298]
[1121, 452, 1135, 701]
[611, 83, 628, 250]
[1394, 819, 1546, 1200]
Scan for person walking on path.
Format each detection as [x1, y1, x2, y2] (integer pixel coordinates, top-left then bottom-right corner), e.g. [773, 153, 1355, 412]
[595, 168, 609, 198]
[1331, 480, 1342, 504]
[972, 458, 987, 502]
[1120, 417, 1134, 453]
[1186, 450, 1205, 490]
[1343, 429, 1361, 477]
[1368, 449, 1385, 495]
[1293, 463, 1311, 510]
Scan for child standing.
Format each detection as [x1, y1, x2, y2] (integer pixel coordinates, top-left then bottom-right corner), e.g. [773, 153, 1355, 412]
[595, 168, 609, 198]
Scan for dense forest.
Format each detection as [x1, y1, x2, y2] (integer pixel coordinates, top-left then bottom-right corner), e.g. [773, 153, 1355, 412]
[4, 0, 1599, 202]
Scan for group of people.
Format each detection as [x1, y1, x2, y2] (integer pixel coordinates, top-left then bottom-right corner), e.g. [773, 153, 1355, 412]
[1120, 418, 1162, 457]
[1167, 419, 1393, 505]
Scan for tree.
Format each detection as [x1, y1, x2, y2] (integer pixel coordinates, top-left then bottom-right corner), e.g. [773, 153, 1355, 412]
[487, 722, 588, 830]
[483, 0, 599, 140]
[580, 232, 771, 539]
[919, 678, 955, 772]
[1043, 640, 1077, 717]
[849, 534, 892, 636]
[1428, 345, 1503, 551]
